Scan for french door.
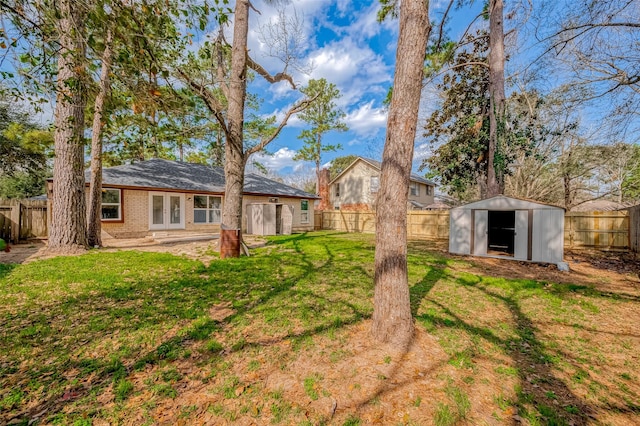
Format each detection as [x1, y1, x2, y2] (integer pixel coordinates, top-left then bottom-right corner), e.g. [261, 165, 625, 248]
[149, 192, 185, 230]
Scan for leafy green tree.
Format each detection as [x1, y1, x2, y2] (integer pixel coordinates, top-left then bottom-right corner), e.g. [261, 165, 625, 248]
[422, 31, 536, 202]
[293, 78, 347, 191]
[0, 97, 52, 198]
[0, 100, 51, 177]
[622, 148, 640, 201]
[177, 2, 312, 257]
[0, 170, 47, 198]
[421, 32, 490, 201]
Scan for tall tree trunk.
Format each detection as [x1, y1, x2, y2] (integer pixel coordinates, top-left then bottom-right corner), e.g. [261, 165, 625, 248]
[487, 0, 505, 197]
[315, 133, 321, 194]
[150, 110, 158, 158]
[220, 0, 250, 258]
[87, 28, 114, 248]
[371, 0, 430, 345]
[49, 0, 88, 251]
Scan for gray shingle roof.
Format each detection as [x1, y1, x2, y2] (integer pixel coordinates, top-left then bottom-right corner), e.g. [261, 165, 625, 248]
[358, 157, 436, 186]
[84, 159, 317, 199]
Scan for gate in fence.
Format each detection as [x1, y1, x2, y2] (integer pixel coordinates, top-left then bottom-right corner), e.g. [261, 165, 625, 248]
[0, 199, 48, 243]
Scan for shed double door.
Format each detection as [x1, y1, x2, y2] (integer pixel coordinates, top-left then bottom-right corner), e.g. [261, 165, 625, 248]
[473, 210, 528, 260]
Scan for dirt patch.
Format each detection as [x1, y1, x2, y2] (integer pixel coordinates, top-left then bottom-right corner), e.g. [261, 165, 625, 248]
[0, 235, 268, 266]
[451, 249, 640, 298]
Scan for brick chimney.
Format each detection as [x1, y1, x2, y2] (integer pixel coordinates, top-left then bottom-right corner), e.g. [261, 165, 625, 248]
[316, 168, 331, 211]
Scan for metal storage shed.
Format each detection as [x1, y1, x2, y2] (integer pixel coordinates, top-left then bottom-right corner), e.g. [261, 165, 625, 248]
[449, 195, 564, 264]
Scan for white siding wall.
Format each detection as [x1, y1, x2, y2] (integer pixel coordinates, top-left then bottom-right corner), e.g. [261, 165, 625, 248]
[329, 159, 435, 209]
[449, 196, 564, 264]
[473, 210, 488, 255]
[532, 210, 564, 263]
[449, 208, 471, 254]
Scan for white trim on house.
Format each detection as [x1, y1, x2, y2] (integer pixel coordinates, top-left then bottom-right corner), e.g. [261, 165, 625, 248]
[300, 199, 309, 223]
[149, 192, 185, 230]
[193, 194, 222, 224]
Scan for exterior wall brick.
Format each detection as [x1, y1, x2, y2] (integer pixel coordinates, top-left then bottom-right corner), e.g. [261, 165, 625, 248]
[90, 187, 314, 238]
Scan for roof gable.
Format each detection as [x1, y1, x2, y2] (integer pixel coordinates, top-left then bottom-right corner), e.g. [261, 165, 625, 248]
[83, 159, 317, 199]
[329, 156, 436, 186]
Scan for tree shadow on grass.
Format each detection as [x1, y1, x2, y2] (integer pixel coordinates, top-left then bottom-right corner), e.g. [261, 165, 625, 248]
[1, 233, 376, 424]
[410, 266, 445, 316]
[437, 274, 596, 425]
[0, 263, 17, 280]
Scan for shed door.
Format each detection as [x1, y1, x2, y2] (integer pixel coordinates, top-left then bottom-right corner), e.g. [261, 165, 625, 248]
[263, 204, 277, 235]
[473, 210, 487, 256]
[281, 205, 293, 235]
[514, 210, 529, 260]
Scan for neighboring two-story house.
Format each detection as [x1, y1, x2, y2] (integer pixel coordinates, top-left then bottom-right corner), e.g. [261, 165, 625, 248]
[328, 157, 436, 211]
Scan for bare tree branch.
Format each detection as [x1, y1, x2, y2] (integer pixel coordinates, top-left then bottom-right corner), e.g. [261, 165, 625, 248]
[246, 54, 296, 89]
[244, 95, 317, 157]
[0, 0, 42, 31]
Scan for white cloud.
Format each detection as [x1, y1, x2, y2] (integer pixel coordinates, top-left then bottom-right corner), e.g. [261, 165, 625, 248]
[344, 101, 388, 136]
[250, 147, 306, 172]
[244, 3, 395, 109]
[267, 104, 305, 128]
[413, 142, 433, 162]
[306, 38, 391, 88]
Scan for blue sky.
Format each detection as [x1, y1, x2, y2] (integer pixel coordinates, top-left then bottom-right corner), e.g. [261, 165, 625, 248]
[245, 1, 401, 176]
[14, 0, 487, 177]
[10, 0, 637, 180]
[242, 0, 484, 177]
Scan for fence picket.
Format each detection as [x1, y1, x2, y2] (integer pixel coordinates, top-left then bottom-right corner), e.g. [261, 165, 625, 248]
[317, 210, 631, 251]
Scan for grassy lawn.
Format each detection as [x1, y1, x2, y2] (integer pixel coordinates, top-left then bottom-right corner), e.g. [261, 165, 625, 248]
[1, 231, 638, 425]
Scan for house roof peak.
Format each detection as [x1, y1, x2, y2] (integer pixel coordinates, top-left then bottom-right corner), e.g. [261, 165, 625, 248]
[330, 156, 436, 186]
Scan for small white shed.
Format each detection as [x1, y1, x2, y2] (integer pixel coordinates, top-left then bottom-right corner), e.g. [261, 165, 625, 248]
[246, 203, 294, 236]
[449, 195, 564, 263]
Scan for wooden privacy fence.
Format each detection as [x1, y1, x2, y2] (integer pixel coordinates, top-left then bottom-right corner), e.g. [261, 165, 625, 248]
[628, 205, 640, 253]
[318, 209, 631, 250]
[319, 210, 450, 241]
[0, 199, 48, 243]
[564, 211, 629, 250]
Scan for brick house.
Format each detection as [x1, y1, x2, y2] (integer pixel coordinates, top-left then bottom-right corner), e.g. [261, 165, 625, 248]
[47, 159, 317, 238]
[328, 157, 436, 211]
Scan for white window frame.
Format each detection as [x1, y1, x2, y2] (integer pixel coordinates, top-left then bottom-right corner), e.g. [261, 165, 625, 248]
[335, 183, 341, 197]
[300, 199, 309, 224]
[149, 192, 185, 230]
[101, 188, 122, 221]
[193, 195, 222, 224]
[370, 176, 379, 193]
[410, 182, 419, 196]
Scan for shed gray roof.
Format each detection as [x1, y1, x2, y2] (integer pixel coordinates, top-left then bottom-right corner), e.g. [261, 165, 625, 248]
[452, 195, 564, 211]
[83, 159, 317, 199]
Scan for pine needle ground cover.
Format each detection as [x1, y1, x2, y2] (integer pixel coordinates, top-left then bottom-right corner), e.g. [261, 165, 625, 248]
[1, 231, 638, 425]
